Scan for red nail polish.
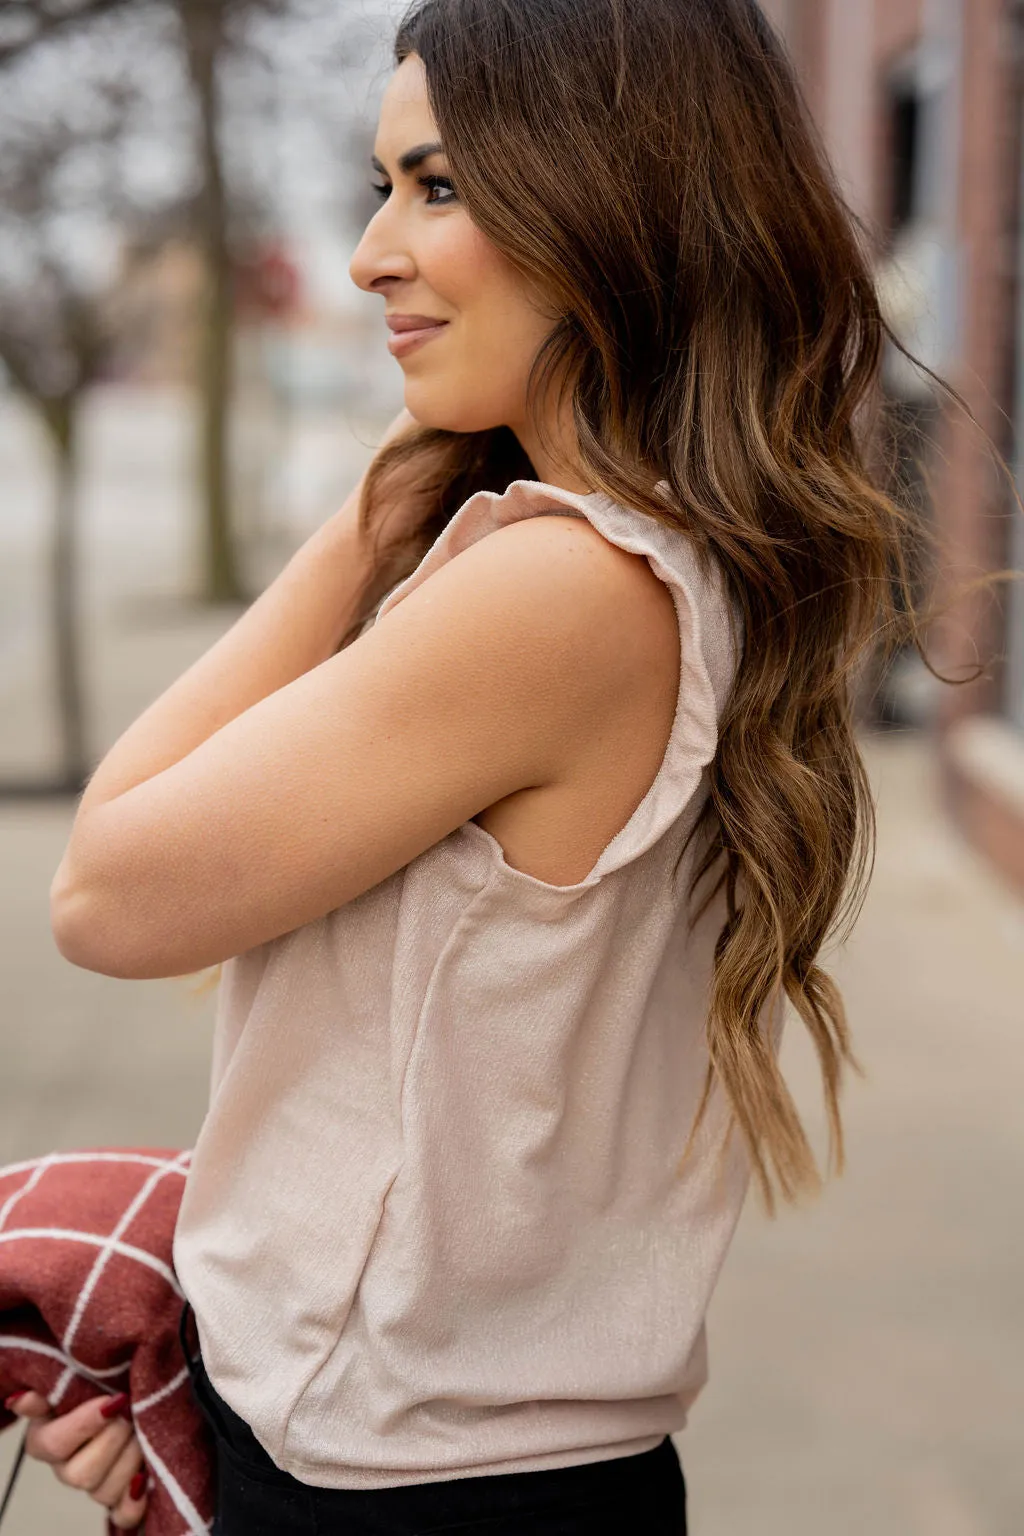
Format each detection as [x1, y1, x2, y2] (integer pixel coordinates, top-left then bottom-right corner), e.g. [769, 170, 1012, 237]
[3, 1393, 26, 1411]
[99, 1392, 131, 1420]
[129, 1471, 147, 1501]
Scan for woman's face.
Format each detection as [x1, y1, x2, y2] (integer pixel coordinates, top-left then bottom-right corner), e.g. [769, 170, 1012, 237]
[349, 54, 559, 437]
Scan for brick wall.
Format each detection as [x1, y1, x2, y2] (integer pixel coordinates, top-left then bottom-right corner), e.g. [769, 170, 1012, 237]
[767, 0, 1024, 892]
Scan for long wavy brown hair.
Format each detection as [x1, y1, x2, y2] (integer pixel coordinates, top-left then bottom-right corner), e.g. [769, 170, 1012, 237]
[335, 0, 945, 1213]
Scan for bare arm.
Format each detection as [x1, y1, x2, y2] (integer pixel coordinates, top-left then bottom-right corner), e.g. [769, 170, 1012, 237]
[60, 409, 418, 825]
[49, 515, 653, 980]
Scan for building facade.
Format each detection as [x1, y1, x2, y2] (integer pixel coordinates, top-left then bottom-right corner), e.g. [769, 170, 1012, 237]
[762, 0, 1024, 891]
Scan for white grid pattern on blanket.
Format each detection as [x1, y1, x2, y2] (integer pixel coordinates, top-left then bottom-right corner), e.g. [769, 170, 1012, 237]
[0, 1149, 210, 1535]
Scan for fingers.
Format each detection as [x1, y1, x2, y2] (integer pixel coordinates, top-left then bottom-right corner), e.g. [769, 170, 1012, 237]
[21, 1392, 130, 1466]
[3, 1391, 51, 1419]
[54, 1418, 135, 1493]
[7, 1388, 151, 1529]
[110, 1473, 150, 1530]
[90, 1431, 144, 1508]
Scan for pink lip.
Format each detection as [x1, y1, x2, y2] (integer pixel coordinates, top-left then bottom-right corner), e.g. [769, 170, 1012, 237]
[386, 319, 448, 358]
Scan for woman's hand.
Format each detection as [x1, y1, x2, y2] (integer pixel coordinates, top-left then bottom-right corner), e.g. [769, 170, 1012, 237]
[5, 1390, 150, 1530]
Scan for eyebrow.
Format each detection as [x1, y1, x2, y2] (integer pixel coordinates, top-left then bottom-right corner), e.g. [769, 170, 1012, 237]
[371, 141, 445, 177]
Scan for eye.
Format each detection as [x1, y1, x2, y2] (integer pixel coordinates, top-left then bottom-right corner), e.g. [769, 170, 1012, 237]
[368, 176, 457, 207]
[418, 174, 457, 206]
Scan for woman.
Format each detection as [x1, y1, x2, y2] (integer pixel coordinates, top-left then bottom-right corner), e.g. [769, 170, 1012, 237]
[11, 0, 924, 1529]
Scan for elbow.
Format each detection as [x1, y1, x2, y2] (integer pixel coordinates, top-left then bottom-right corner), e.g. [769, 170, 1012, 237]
[50, 871, 110, 975]
[49, 868, 143, 979]
[49, 852, 81, 958]
[49, 868, 206, 981]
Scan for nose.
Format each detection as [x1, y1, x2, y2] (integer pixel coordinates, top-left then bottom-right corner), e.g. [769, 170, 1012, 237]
[349, 206, 417, 296]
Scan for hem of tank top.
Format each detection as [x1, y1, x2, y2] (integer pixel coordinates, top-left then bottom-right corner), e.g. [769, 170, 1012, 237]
[457, 815, 604, 895]
[454, 580, 715, 893]
[253, 1428, 672, 1491]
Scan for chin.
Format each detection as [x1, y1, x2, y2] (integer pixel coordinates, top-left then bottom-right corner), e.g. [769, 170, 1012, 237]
[402, 380, 507, 437]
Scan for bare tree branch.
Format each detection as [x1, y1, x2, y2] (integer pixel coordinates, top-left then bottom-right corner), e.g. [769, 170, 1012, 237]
[0, 0, 132, 67]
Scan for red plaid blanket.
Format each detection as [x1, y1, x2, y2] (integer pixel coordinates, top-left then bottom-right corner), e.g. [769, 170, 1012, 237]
[0, 1148, 215, 1534]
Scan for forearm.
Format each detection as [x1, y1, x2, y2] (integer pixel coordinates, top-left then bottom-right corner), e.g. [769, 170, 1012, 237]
[68, 411, 417, 821]
[74, 497, 369, 819]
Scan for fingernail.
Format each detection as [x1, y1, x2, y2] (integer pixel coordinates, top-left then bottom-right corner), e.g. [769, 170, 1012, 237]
[99, 1392, 131, 1420]
[129, 1471, 147, 1500]
[3, 1393, 26, 1411]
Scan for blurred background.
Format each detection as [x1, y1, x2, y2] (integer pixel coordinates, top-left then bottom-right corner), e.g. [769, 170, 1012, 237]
[0, 0, 1021, 1531]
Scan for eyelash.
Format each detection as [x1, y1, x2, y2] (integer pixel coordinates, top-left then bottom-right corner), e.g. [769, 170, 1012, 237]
[370, 174, 457, 207]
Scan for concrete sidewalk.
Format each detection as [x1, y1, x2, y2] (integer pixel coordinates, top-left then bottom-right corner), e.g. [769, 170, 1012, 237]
[683, 735, 1024, 1536]
[1, 698, 1021, 1526]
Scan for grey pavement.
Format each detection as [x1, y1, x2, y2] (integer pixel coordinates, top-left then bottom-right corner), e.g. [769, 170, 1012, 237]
[1, 388, 1022, 1532]
[684, 735, 1024, 1536]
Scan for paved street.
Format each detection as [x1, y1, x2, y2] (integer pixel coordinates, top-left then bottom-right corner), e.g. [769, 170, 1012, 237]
[0, 390, 1022, 1532]
[683, 735, 1024, 1536]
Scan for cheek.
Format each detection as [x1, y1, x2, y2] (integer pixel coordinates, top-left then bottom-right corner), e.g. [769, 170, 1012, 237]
[420, 216, 495, 296]
[413, 220, 554, 422]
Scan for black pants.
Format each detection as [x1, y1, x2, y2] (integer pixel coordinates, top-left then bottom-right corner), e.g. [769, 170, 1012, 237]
[180, 1305, 687, 1534]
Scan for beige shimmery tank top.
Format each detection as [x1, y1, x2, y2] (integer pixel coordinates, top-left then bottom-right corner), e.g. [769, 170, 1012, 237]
[172, 476, 771, 1490]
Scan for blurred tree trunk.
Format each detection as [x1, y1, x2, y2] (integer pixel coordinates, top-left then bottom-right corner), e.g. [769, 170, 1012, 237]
[42, 395, 89, 791]
[179, 0, 245, 603]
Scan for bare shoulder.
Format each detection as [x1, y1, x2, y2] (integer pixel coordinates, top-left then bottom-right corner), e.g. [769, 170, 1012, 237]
[378, 510, 678, 685]
[372, 508, 680, 780]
